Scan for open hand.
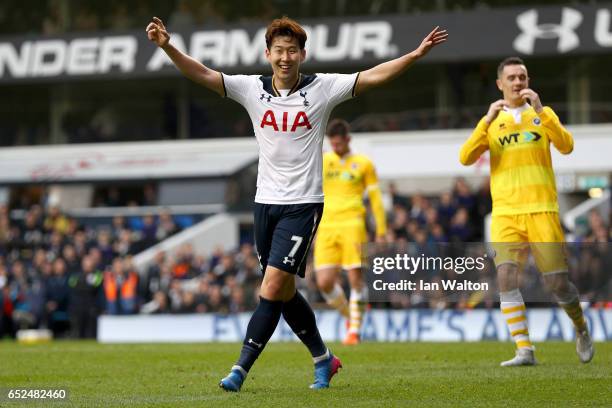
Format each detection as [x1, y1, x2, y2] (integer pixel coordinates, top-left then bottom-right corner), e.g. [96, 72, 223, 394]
[414, 26, 448, 58]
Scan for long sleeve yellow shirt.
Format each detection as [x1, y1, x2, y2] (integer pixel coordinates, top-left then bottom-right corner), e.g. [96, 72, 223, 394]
[460, 105, 573, 216]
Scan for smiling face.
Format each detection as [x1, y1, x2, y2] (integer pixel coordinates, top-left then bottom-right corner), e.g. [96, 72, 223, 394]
[265, 35, 305, 84]
[497, 63, 530, 106]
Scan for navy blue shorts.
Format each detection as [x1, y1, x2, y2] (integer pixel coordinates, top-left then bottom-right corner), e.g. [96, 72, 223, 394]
[254, 202, 323, 278]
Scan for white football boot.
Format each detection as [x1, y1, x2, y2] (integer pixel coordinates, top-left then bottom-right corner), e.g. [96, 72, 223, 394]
[576, 329, 595, 363]
[500, 348, 536, 367]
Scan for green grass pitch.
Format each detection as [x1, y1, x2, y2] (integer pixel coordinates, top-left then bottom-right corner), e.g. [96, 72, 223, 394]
[1, 341, 610, 407]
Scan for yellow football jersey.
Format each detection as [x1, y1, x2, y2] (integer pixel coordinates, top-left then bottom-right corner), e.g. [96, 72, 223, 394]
[460, 105, 573, 216]
[320, 152, 386, 236]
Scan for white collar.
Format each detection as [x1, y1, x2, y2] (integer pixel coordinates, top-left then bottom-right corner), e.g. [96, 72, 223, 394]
[503, 102, 530, 114]
[503, 103, 530, 124]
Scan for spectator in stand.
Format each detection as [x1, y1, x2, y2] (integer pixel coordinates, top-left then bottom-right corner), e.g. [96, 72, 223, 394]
[230, 287, 249, 313]
[47, 230, 65, 260]
[68, 255, 102, 338]
[430, 223, 448, 243]
[141, 214, 158, 248]
[389, 182, 410, 208]
[96, 229, 115, 267]
[211, 254, 237, 285]
[172, 244, 197, 280]
[452, 177, 477, 215]
[62, 244, 80, 275]
[169, 0, 195, 28]
[0, 282, 14, 337]
[8, 261, 36, 330]
[143, 184, 158, 206]
[390, 205, 409, 240]
[194, 278, 210, 313]
[72, 229, 90, 258]
[73, 5, 99, 31]
[208, 245, 224, 271]
[207, 284, 229, 314]
[103, 258, 139, 315]
[141, 251, 165, 303]
[424, 207, 439, 228]
[156, 210, 179, 241]
[437, 191, 457, 230]
[108, 3, 132, 30]
[113, 228, 132, 257]
[194, 0, 225, 26]
[448, 207, 474, 242]
[20, 209, 45, 253]
[178, 291, 198, 314]
[42, 1, 65, 35]
[45, 258, 70, 336]
[111, 215, 126, 239]
[585, 209, 609, 243]
[168, 279, 184, 312]
[409, 194, 428, 225]
[44, 206, 70, 235]
[0, 205, 10, 248]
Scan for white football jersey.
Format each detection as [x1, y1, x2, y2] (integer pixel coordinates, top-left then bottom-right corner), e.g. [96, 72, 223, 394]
[222, 72, 359, 204]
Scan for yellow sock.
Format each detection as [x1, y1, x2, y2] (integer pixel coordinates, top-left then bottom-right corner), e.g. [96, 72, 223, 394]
[500, 289, 532, 350]
[348, 288, 366, 335]
[560, 300, 587, 332]
[321, 284, 349, 318]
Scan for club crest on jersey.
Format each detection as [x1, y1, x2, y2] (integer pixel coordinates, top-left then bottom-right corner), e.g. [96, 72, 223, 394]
[260, 110, 312, 132]
[299, 91, 309, 107]
[533, 117, 541, 125]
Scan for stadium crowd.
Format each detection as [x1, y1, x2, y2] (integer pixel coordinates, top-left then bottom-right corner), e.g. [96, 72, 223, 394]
[0, 0, 508, 36]
[0, 179, 609, 339]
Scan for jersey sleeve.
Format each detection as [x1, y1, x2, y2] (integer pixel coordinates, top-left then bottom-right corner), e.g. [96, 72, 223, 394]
[318, 73, 359, 108]
[221, 74, 254, 106]
[364, 159, 387, 237]
[540, 106, 574, 155]
[459, 116, 490, 165]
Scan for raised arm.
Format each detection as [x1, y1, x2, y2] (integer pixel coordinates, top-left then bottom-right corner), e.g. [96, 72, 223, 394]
[459, 99, 508, 165]
[519, 89, 573, 154]
[146, 17, 224, 96]
[354, 26, 448, 96]
[460, 118, 491, 166]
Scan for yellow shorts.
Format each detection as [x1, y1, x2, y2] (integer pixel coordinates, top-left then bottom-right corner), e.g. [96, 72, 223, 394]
[490, 212, 568, 274]
[314, 221, 367, 270]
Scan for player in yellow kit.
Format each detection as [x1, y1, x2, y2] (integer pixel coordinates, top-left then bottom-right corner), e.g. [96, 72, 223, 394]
[314, 119, 387, 345]
[460, 57, 594, 366]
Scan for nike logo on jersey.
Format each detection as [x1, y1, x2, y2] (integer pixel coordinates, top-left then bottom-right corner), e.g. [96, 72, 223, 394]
[260, 110, 312, 132]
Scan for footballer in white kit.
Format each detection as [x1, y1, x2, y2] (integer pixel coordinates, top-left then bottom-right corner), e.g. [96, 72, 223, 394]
[223, 72, 358, 277]
[146, 15, 447, 392]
